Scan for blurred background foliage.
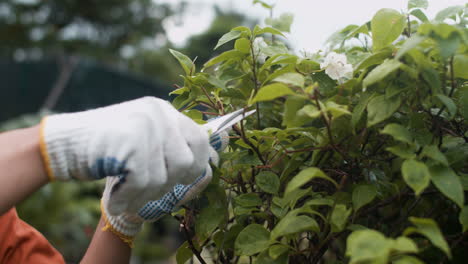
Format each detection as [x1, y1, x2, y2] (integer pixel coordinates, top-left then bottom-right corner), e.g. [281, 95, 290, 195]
[0, 0, 253, 263]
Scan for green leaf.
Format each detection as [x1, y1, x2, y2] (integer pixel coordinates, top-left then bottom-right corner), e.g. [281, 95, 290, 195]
[435, 5, 464, 22]
[195, 185, 227, 238]
[367, 95, 401, 127]
[255, 250, 288, 264]
[435, 94, 457, 119]
[273, 73, 305, 87]
[250, 83, 295, 104]
[410, 9, 429, 22]
[408, 0, 428, 10]
[396, 35, 426, 59]
[393, 256, 424, 264]
[204, 50, 245, 68]
[215, 30, 242, 50]
[460, 206, 468, 232]
[256, 171, 280, 194]
[169, 49, 195, 76]
[331, 204, 352, 232]
[363, 59, 402, 90]
[421, 145, 448, 166]
[271, 209, 319, 240]
[325, 101, 351, 119]
[265, 13, 294, 32]
[371, 8, 406, 50]
[256, 26, 285, 37]
[386, 145, 416, 159]
[235, 224, 271, 256]
[352, 185, 377, 212]
[453, 54, 468, 79]
[234, 38, 251, 54]
[285, 167, 337, 195]
[297, 104, 321, 119]
[346, 229, 392, 264]
[355, 49, 392, 72]
[176, 242, 193, 264]
[351, 93, 373, 130]
[282, 96, 309, 128]
[457, 87, 468, 120]
[269, 245, 289, 260]
[430, 165, 464, 208]
[381, 123, 413, 144]
[392, 237, 418, 253]
[405, 217, 451, 258]
[401, 159, 431, 196]
[234, 193, 263, 207]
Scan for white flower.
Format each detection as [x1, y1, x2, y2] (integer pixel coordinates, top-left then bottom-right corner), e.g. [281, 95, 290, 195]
[320, 52, 353, 82]
[252, 37, 268, 63]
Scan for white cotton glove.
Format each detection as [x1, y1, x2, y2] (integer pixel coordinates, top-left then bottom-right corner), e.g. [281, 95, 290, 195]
[99, 131, 228, 246]
[39, 97, 213, 217]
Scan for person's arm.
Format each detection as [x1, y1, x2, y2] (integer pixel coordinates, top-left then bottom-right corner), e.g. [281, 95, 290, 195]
[80, 216, 131, 264]
[0, 125, 131, 263]
[0, 125, 48, 216]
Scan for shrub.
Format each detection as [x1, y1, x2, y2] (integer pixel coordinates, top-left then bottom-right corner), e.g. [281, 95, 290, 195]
[170, 1, 467, 263]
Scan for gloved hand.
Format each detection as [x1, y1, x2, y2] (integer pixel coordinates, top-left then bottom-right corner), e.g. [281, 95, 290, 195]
[39, 97, 213, 216]
[100, 131, 229, 246]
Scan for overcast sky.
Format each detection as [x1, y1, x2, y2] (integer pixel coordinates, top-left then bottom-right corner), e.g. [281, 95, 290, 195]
[160, 0, 466, 52]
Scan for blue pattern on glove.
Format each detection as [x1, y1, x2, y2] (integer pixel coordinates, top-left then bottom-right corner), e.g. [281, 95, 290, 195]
[90, 157, 126, 179]
[137, 170, 207, 220]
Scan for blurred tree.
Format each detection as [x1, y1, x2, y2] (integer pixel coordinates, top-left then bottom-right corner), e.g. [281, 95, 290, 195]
[183, 7, 254, 66]
[0, 0, 172, 63]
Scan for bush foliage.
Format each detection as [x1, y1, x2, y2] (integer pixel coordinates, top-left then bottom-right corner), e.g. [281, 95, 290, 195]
[170, 1, 468, 263]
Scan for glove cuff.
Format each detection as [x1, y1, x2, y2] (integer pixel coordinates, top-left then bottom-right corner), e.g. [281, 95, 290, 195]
[39, 114, 92, 181]
[101, 201, 142, 247]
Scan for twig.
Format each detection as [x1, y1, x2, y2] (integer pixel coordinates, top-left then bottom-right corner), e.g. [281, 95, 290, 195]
[180, 221, 207, 264]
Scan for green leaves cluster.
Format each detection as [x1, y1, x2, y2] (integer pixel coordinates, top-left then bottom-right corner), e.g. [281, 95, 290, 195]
[169, 1, 468, 263]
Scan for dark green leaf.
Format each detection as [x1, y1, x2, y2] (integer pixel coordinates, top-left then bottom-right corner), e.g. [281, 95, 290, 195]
[235, 224, 271, 256]
[352, 185, 377, 212]
[215, 30, 242, 50]
[386, 144, 416, 159]
[251, 83, 295, 104]
[367, 95, 401, 127]
[401, 159, 431, 195]
[421, 145, 448, 166]
[234, 193, 263, 207]
[351, 93, 373, 130]
[271, 209, 319, 240]
[396, 35, 426, 59]
[170, 49, 195, 76]
[269, 244, 289, 260]
[256, 171, 280, 194]
[363, 59, 402, 90]
[404, 217, 451, 258]
[435, 94, 457, 119]
[285, 167, 337, 195]
[176, 242, 193, 264]
[381, 123, 413, 144]
[430, 165, 464, 208]
[282, 96, 308, 128]
[204, 50, 245, 68]
[460, 206, 468, 232]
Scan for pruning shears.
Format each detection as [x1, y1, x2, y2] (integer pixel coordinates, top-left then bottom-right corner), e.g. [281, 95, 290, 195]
[203, 108, 256, 136]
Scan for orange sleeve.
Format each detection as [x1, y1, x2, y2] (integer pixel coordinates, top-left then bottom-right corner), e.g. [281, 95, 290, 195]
[0, 208, 65, 264]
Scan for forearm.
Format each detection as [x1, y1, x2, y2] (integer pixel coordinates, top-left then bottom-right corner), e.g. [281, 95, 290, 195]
[81, 216, 131, 264]
[0, 125, 49, 215]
